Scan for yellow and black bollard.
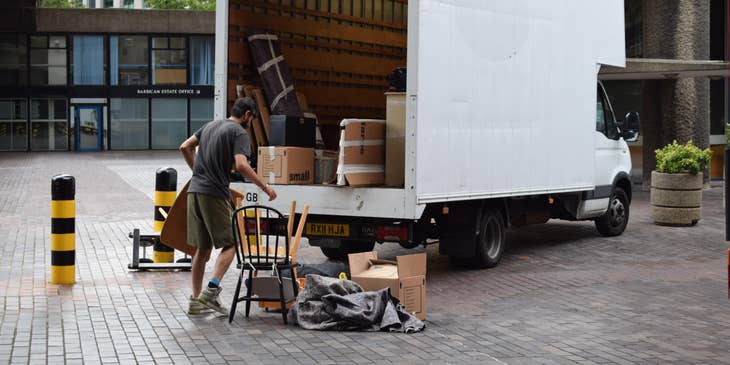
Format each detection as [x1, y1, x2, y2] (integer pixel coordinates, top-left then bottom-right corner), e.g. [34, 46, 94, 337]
[153, 167, 176, 263]
[51, 174, 75, 284]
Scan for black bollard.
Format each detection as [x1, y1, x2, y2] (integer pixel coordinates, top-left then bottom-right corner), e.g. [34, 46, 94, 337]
[153, 167, 177, 263]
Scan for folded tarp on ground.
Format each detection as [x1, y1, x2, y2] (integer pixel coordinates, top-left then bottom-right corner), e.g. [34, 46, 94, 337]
[288, 274, 425, 333]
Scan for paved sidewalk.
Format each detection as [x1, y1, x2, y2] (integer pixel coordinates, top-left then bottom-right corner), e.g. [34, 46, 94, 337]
[1, 151, 729, 364]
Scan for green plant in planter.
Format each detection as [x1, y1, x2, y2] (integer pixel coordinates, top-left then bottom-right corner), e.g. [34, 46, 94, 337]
[655, 140, 712, 174]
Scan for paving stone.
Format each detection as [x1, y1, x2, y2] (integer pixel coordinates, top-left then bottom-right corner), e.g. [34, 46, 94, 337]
[0, 152, 729, 364]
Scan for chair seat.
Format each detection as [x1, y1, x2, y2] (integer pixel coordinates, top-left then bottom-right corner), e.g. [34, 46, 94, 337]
[238, 256, 292, 269]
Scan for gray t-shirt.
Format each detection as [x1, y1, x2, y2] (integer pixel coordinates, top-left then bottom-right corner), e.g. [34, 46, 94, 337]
[189, 119, 250, 199]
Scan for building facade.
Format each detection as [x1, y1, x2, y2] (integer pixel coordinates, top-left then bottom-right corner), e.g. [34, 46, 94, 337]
[602, 0, 728, 181]
[0, 6, 214, 152]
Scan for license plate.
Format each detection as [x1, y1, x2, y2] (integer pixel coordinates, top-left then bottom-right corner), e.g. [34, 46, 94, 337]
[306, 223, 350, 237]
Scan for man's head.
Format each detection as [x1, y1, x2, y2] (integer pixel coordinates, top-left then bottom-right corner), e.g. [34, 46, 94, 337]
[230, 97, 258, 127]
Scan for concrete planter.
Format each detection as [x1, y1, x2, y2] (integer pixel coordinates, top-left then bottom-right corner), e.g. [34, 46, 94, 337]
[650, 171, 703, 226]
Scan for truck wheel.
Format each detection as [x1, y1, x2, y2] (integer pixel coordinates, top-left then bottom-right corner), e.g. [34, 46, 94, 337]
[320, 240, 376, 261]
[472, 208, 506, 269]
[595, 187, 629, 237]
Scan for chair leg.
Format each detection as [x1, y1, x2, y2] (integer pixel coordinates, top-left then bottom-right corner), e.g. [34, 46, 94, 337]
[229, 269, 244, 323]
[291, 267, 299, 298]
[276, 268, 288, 325]
[244, 269, 253, 318]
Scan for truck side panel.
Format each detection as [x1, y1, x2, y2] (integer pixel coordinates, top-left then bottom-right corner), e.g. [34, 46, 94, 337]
[413, 0, 626, 204]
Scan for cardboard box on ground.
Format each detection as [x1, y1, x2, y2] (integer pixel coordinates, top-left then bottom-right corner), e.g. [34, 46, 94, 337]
[348, 251, 427, 320]
[257, 146, 314, 185]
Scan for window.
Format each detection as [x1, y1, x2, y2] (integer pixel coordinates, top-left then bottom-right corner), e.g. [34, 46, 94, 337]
[152, 37, 186, 85]
[103, 0, 113, 7]
[31, 99, 68, 151]
[72, 35, 105, 85]
[151, 98, 187, 149]
[190, 98, 213, 133]
[30, 36, 67, 86]
[190, 36, 214, 85]
[111, 36, 149, 85]
[0, 34, 27, 86]
[596, 86, 618, 140]
[0, 99, 28, 151]
[111, 98, 149, 149]
[123, 0, 134, 8]
[88, 0, 96, 7]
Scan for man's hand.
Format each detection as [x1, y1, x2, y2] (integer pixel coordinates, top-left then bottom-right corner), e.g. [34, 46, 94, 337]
[264, 185, 277, 201]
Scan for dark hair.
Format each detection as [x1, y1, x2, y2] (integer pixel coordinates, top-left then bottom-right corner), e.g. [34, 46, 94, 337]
[230, 97, 258, 118]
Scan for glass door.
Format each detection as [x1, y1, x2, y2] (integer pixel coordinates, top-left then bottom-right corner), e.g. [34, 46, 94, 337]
[75, 105, 102, 151]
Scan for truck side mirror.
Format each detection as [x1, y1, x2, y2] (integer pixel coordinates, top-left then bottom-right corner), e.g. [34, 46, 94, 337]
[624, 112, 640, 130]
[619, 111, 640, 142]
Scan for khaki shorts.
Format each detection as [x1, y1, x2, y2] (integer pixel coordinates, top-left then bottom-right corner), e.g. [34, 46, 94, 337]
[187, 192, 235, 250]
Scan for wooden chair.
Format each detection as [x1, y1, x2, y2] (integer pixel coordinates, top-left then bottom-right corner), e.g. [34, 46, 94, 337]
[229, 205, 297, 324]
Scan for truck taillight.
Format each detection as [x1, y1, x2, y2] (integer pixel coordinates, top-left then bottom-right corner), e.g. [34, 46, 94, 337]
[377, 226, 408, 242]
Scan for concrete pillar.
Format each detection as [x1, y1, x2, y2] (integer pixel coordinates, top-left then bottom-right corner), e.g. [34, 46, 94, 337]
[641, 0, 711, 187]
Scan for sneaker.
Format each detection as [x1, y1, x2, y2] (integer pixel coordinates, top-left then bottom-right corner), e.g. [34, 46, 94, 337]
[198, 286, 228, 315]
[188, 296, 213, 315]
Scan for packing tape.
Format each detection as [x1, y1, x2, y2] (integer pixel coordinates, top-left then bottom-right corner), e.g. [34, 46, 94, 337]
[267, 146, 276, 159]
[269, 171, 275, 185]
[339, 165, 385, 174]
[248, 34, 279, 41]
[271, 85, 294, 112]
[341, 140, 385, 148]
[339, 119, 386, 127]
[257, 55, 284, 74]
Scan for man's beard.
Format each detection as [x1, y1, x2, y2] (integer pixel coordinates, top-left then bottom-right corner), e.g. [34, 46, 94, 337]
[242, 119, 250, 129]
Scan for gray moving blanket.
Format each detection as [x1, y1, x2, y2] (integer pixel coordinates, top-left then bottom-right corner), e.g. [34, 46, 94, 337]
[288, 274, 425, 333]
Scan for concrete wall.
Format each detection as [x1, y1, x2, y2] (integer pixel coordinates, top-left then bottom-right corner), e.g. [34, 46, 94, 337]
[35, 8, 214, 34]
[641, 0, 712, 186]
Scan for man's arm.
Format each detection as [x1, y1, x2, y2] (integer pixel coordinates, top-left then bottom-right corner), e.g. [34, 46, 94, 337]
[234, 154, 277, 201]
[179, 135, 199, 170]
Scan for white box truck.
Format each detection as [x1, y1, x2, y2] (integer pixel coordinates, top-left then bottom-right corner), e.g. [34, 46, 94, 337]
[215, 0, 640, 268]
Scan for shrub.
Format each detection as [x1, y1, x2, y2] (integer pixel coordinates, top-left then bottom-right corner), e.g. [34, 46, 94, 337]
[655, 140, 712, 174]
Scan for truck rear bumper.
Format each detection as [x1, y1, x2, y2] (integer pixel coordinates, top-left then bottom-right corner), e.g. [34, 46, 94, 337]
[230, 182, 413, 219]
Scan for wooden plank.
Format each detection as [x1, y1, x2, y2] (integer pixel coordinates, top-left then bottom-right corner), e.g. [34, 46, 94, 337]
[229, 7, 406, 49]
[251, 88, 271, 140]
[296, 91, 310, 113]
[227, 32, 407, 58]
[241, 85, 269, 146]
[237, 84, 267, 146]
[290, 70, 388, 88]
[296, 84, 387, 109]
[235, 0, 408, 29]
[281, 47, 402, 78]
[228, 40, 250, 64]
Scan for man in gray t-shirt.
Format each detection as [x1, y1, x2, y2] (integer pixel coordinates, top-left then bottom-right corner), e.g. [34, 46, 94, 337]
[179, 97, 276, 315]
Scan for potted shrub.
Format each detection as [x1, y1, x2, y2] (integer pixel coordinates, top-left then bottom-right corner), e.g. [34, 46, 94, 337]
[650, 141, 712, 226]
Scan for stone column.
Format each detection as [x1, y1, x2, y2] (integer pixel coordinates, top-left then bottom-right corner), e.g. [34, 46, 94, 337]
[641, 0, 711, 187]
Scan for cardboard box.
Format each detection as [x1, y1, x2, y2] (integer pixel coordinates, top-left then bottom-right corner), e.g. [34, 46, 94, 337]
[257, 146, 314, 185]
[336, 119, 385, 187]
[349, 251, 426, 320]
[385, 93, 406, 187]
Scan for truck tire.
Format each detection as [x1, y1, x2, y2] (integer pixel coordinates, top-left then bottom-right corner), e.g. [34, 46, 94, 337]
[319, 240, 376, 261]
[472, 208, 507, 269]
[595, 187, 629, 237]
